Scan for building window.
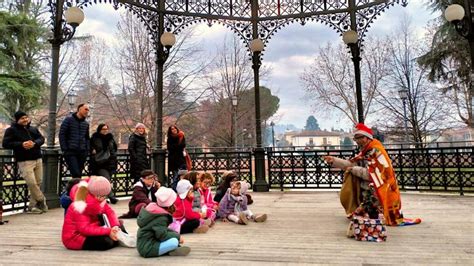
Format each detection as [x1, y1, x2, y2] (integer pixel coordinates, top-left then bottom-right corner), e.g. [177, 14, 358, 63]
[464, 132, 471, 140]
[323, 137, 328, 145]
[309, 138, 314, 145]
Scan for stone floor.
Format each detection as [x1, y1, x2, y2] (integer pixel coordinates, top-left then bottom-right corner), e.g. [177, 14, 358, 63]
[0, 191, 473, 265]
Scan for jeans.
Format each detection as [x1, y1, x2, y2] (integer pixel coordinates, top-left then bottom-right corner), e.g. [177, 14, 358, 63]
[63, 151, 88, 178]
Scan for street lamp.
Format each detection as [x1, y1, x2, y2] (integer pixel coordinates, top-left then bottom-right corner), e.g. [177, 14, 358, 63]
[445, 2, 474, 69]
[342, 30, 364, 124]
[250, 38, 268, 192]
[153, 30, 176, 185]
[67, 88, 77, 113]
[44, 2, 84, 209]
[231, 95, 238, 149]
[270, 121, 276, 148]
[398, 88, 409, 142]
[47, 3, 84, 148]
[444, 1, 474, 122]
[250, 38, 264, 148]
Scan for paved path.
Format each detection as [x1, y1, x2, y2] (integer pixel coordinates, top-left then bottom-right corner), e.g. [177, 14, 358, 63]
[0, 191, 473, 265]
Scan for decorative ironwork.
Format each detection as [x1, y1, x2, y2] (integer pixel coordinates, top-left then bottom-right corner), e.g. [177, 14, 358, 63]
[1, 145, 472, 213]
[48, 0, 409, 45]
[267, 146, 474, 194]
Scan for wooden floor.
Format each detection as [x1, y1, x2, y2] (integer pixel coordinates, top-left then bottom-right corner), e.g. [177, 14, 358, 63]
[0, 191, 473, 265]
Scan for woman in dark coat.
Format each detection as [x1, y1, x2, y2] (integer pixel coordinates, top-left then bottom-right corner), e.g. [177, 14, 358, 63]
[90, 123, 118, 203]
[166, 125, 186, 191]
[128, 123, 150, 183]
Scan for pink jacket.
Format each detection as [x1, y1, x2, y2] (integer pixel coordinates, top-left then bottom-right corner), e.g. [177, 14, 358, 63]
[199, 187, 217, 217]
[62, 193, 120, 250]
[173, 197, 201, 221]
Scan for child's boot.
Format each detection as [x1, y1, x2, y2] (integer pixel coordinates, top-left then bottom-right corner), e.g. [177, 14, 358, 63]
[169, 246, 191, 256]
[252, 214, 267, 223]
[238, 213, 249, 225]
[193, 225, 209, 233]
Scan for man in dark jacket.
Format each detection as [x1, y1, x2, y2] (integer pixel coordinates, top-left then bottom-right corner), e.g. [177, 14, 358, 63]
[2, 111, 47, 214]
[59, 103, 90, 178]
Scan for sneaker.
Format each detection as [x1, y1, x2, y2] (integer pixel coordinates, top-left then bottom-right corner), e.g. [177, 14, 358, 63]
[169, 246, 191, 256]
[193, 225, 209, 233]
[37, 199, 48, 213]
[238, 213, 249, 225]
[26, 207, 43, 214]
[253, 214, 267, 223]
[116, 231, 136, 248]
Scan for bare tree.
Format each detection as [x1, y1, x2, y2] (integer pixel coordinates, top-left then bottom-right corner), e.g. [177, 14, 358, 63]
[100, 12, 210, 146]
[300, 38, 388, 124]
[373, 16, 453, 144]
[199, 35, 275, 147]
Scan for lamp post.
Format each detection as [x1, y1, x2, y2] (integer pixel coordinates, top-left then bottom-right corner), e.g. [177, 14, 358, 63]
[45, 2, 84, 208]
[444, 1, 474, 122]
[250, 38, 268, 192]
[270, 121, 275, 148]
[342, 30, 364, 124]
[67, 88, 77, 113]
[47, 4, 84, 148]
[152, 31, 176, 185]
[398, 88, 409, 142]
[231, 95, 238, 149]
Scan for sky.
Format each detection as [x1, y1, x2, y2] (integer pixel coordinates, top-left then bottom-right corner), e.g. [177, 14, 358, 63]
[75, 0, 439, 132]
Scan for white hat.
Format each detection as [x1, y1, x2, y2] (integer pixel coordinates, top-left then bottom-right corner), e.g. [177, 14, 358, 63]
[176, 179, 192, 199]
[155, 187, 177, 207]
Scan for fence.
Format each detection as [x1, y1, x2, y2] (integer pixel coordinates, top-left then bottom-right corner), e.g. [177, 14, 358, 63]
[1, 144, 472, 213]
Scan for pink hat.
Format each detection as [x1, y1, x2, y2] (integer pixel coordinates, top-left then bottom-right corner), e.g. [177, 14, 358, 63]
[155, 187, 177, 207]
[353, 123, 373, 140]
[87, 176, 111, 197]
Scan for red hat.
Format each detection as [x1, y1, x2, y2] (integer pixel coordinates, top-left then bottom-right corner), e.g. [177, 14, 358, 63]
[353, 123, 373, 140]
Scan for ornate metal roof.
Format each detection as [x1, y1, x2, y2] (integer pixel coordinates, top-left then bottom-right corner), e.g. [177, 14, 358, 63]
[49, 0, 408, 49]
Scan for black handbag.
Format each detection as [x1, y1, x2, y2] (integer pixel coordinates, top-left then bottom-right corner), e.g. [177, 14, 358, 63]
[94, 150, 111, 164]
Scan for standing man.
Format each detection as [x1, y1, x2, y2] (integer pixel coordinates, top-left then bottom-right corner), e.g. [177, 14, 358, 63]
[324, 123, 419, 226]
[59, 103, 90, 179]
[2, 111, 47, 214]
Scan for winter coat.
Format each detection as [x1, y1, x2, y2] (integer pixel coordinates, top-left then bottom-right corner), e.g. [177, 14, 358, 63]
[217, 189, 248, 218]
[61, 193, 120, 250]
[199, 187, 218, 218]
[199, 187, 217, 209]
[2, 122, 44, 162]
[59, 113, 90, 153]
[136, 203, 180, 258]
[128, 133, 149, 181]
[89, 132, 118, 174]
[167, 134, 186, 172]
[121, 180, 158, 218]
[173, 197, 201, 221]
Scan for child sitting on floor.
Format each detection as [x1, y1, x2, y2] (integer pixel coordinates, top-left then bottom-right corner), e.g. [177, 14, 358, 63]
[198, 172, 218, 223]
[120, 170, 161, 218]
[218, 180, 267, 225]
[62, 176, 136, 250]
[136, 187, 191, 257]
[173, 179, 209, 234]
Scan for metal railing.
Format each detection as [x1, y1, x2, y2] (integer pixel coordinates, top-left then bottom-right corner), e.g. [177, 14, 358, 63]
[1, 143, 473, 213]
